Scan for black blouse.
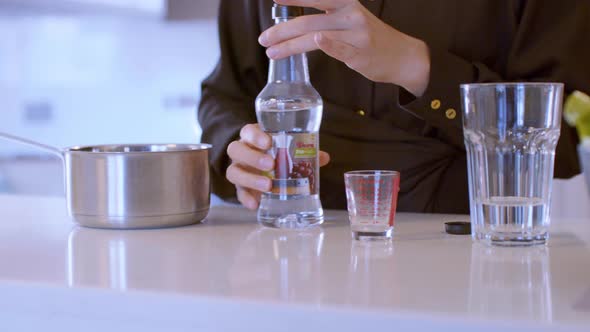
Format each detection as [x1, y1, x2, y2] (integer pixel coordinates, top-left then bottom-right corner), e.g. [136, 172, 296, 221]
[198, 0, 590, 213]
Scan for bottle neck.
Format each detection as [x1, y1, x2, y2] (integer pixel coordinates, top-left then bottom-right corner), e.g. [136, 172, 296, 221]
[267, 18, 310, 84]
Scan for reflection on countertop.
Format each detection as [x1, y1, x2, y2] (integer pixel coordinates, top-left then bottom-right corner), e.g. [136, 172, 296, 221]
[468, 244, 552, 322]
[0, 195, 588, 329]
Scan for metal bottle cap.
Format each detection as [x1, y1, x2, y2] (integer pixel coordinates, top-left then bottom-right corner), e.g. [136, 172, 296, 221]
[272, 3, 304, 19]
[445, 221, 472, 235]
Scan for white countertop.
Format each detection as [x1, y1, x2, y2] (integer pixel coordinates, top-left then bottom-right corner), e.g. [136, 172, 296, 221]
[0, 194, 588, 331]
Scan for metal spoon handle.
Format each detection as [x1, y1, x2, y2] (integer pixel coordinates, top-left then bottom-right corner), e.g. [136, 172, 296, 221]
[0, 132, 63, 159]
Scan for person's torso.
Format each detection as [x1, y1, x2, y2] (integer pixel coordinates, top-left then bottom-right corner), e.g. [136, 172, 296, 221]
[253, 0, 520, 212]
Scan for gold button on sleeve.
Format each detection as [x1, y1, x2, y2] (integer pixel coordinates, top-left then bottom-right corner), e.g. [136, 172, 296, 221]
[445, 108, 457, 120]
[356, 109, 366, 116]
[430, 99, 441, 110]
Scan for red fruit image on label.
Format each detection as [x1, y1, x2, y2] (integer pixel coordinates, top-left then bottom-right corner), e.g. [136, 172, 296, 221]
[267, 133, 319, 195]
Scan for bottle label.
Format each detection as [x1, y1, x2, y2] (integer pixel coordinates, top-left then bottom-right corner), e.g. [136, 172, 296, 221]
[266, 132, 319, 197]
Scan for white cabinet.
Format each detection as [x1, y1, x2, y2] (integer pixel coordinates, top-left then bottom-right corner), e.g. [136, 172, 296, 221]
[0, 0, 166, 16]
[0, 0, 220, 19]
[0, 16, 219, 156]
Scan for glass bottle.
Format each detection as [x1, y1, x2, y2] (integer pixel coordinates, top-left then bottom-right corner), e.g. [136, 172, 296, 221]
[255, 3, 324, 228]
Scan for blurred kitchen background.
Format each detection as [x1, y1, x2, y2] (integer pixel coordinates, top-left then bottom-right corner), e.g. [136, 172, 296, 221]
[0, 0, 588, 218]
[0, 0, 218, 191]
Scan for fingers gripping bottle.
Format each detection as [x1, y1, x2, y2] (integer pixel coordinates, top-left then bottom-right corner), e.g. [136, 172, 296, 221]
[255, 3, 324, 228]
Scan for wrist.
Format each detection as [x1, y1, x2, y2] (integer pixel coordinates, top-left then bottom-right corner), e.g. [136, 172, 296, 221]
[395, 36, 431, 97]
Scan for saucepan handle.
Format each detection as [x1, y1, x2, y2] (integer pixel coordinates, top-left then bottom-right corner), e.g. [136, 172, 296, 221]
[0, 132, 64, 160]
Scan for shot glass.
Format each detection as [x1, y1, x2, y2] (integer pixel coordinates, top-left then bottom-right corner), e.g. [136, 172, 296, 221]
[344, 171, 400, 241]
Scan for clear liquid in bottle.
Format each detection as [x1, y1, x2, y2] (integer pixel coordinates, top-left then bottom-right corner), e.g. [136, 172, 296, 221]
[255, 4, 323, 228]
[256, 103, 323, 228]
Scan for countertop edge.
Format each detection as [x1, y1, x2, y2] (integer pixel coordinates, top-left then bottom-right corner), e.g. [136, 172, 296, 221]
[0, 281, 585, 332]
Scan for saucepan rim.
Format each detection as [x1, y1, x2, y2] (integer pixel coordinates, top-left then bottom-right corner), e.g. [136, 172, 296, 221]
[64, 143, 212, 154]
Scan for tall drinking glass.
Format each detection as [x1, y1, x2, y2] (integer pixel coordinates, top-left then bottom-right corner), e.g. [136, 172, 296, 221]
[461, 83, 564, 246]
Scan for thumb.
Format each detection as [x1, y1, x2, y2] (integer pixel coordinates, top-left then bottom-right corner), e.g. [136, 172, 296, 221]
[319, 151, 331, 167]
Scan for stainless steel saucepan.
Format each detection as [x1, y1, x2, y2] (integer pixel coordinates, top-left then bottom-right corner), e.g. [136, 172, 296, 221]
[0, 132, 212, 229]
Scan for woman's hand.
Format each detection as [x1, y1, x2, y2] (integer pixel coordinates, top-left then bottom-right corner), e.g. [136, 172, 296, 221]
[259, 0, 431, 97]
[226, 124, 330, 210]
